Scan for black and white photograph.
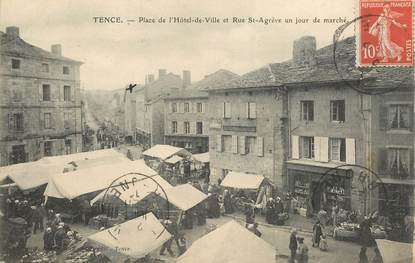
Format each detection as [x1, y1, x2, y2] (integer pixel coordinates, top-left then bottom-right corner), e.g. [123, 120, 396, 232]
[0, 0, 413, 262]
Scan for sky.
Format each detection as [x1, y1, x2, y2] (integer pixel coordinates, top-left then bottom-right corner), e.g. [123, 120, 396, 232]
[1, 0, 355, 90]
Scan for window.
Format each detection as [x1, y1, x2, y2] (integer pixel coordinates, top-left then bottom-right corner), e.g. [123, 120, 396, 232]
[44, 141, 53, 157]
[44, 113, 52, 129]
[330, 138, 346, 162]
[42, 84, 51, 101]
[64, 112, 70, 129]
[300, 136, 314, 159]
[223, 135, 232, 153]
[172, 121, 177, 133]
[8, 113, 24, 131]
[64, 86, 71, 101]
[184, 103, 190, 112]
[11, 59, 20, 69]
[184, 121, 190, 134]
[330, 100, 345, 122]
[301, 101, 314, 121]
[389, 105, 409, 129]
[245, 136, 257, 154]
[41, 63, 49, 73]
[172, 103, 177, 113]
[63, 66, 70, 75]
[223, 102, 231, 118]
[388, 148, 410, 178]
[65, 139, 72, 154]
[196, 122, 203, 134]
[197, 103, 203, 113]
[247, 102, 256, 119]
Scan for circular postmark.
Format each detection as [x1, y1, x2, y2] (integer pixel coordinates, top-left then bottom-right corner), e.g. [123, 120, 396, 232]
[100, 172, 171, 240]
[311, 164, 391, 221]
[332, 15, 413, 95]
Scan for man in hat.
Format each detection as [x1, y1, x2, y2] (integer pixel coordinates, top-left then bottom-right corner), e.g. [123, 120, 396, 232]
[289, 228, 298, 263]
[43, 227, 54, 251]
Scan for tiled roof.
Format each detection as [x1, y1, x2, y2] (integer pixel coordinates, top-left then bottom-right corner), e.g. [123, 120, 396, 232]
[208, 37, 413, 91]
[0, 31, 82, 64]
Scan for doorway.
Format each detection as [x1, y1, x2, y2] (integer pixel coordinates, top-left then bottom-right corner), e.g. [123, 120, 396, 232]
[10, 145, 27, 164]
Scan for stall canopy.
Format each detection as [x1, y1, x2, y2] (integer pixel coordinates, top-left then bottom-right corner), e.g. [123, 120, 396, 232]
[90, 172, 172, 205]
[87, 212, 171, 262]
[376, 239, 413, 263]
[162, 184, 208, 211]
[142, 144, 191, 160]
[192, 152, 209, 163]
[0, 149, 128, 191]
[177, 220, 275, 263]
[220, 171, 265, 189]
[165, 155, 183, 164]
[44, 160, 158, 200]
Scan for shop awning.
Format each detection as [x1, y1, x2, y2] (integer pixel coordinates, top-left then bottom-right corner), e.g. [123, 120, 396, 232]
[220, 172, 265, 189]
[286, 159, 352, 177]
[378, 178, 415, 186]
[87, 212, 171, 262]
[142, 144, 191, 160]
[376, 239, 413, 263]
[90, 173, 172, 205]
[44, 160, 158, 200]
[165, 155, 183, 164]
[162, 184, 208, 211]
[177, 220, 275, 263]
[192, 152, 209, 163]
[0, 149, 128, 190]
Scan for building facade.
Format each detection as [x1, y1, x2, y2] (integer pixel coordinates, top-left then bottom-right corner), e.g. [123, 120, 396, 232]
[0, 26, 83, 166]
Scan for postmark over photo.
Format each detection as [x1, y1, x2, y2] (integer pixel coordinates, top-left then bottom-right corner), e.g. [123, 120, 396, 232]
[357, 0, 413, 66]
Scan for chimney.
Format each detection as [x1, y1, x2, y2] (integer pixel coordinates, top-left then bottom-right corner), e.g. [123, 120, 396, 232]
[51, 44, 62, 56]
[158, 69, 167, 79]
[293, 36, 316, 67]
[182, 70, 191, 87]
[6, 26, 19, 38]
[145, 74, 155, 84]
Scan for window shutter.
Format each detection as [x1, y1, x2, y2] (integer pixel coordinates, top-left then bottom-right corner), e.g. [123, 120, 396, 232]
[201, 102, 205, 113]
[232, 135, 238, 154]
[39, 85, 43, 101]
[222, 102, 225, 118]
[378, 148, 388, 173]
[166, 121, 171, 134]
[314, 136, 321, 161]
[320, 137, 329, 162]
[239, 136, 246, 155]
[251, 103, 257, 119]
[51, 113, 55, 129]
[177, 121, 183, 134]
[40, 112, 45, 129]
[256, 136, 264, 156]
[70, 86, 75, 102]
[291, 135, 299, 159]
[8, 114, 14, 129]
[190, 122, 196, 134]
[202, 121, 207, 135]
[59, 86, 64, 101]
[216, 134, 222, 152]
[245, 103, 250, 118]
[225, 102, 231, 118]
[346, 138, 356, 164]
[379, 105, 389, 130]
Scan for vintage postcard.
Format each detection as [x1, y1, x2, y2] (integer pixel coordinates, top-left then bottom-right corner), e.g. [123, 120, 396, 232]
[0, 0, 413, 262]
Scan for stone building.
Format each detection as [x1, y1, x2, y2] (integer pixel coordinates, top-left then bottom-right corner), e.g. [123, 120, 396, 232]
[164, 70, 239, 154]
[0, 26, 83, 166]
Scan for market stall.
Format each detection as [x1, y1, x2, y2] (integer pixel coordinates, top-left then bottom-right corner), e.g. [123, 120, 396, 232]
[191, 152, 210, 179]
[87, 213, 171, 262]
[177, 220, 276, 263]
[375, 239, 413, 263]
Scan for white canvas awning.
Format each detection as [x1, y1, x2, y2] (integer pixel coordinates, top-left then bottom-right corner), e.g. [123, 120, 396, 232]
[177, 220, 275, 263]
[142, 144, 191, 160]
[220, 171, 265, 189]
[192, 152, 209, 163]
[87, 212, 171, 262]
[376, 239, 414, 263]
[44, 160, 158, 200]
[162, 184, 208, 211]
[0, 149, 128, 191]
[165, 155, 183, 164]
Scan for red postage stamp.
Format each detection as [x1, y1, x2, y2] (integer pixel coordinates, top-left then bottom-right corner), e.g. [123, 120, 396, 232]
[357, 0, 413, 66]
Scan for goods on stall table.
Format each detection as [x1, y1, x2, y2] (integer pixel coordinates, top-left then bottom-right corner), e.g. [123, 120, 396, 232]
[20, 249, 57, 263]
[334, 222, 359, 240]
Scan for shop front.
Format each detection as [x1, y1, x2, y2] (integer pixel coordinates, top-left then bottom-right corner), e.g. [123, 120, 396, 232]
[287, 160, 353, 216]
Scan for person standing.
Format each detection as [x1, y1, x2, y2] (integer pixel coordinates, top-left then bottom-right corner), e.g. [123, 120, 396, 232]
[359, 247, 369, 263]
[32, 205, 44, 234]
[43, 227, 53, 251]
[289, 228, 298, 263]
[297, 237, 309, 263]
[332, 202, 339, 226]
[312, 220, 323, 247]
